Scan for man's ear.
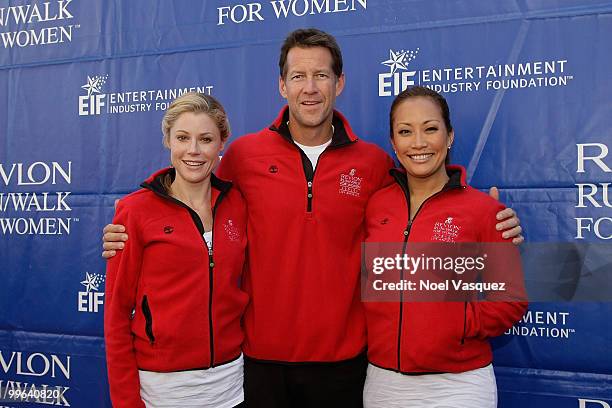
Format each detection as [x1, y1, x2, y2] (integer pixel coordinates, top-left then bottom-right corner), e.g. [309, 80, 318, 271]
[279, 75, 288, 99]
[335, 72, 345, 97]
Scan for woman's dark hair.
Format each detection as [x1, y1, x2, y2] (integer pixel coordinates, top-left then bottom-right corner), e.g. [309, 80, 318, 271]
[389, 86, 453, 164]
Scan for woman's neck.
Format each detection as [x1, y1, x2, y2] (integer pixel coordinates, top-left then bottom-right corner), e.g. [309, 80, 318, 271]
[407, 169, 449, 219]
[169, 177, 212, 211]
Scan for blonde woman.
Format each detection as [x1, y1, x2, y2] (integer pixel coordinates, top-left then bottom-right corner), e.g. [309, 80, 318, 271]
[104, 93, 247, 407]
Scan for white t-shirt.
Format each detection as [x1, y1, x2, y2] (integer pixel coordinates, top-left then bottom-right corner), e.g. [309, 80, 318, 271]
[203, 230, 213, 250]
[294, 139, 332, 170]
[363, 363, 497, 408]
[138, 355, 244, 408]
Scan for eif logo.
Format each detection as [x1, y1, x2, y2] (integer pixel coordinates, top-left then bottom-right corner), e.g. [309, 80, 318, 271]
[77, 272, 105, 313]
[378, 48, 419, 97]
[78, 75, 108, 116]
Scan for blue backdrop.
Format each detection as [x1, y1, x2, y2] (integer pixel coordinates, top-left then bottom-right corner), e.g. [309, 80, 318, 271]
[1, 0, 611, 406]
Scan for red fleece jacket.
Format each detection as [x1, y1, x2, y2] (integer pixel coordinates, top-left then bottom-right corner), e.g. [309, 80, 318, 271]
[217, 107, 394, 362]
[105, 168, 248, 407]
[364, 165, 527, 374]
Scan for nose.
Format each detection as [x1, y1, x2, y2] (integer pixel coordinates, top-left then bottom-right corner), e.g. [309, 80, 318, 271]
[187, 138, 201, 155]
[412, 131, 427, 148]
[303, 77, 318, 94]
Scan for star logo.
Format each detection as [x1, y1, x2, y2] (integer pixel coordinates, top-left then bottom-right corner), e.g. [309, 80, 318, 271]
[80, 272, 105, 293]
[381, 48, 420, 74]
[81, 75, 108, 97]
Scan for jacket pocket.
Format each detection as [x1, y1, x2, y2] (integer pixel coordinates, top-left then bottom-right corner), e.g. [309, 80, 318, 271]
[142, 295, 155, 344]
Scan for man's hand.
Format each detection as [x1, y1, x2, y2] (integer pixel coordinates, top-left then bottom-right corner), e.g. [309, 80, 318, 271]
[489, 187, 524, 245]
[102, 224, 128, 259]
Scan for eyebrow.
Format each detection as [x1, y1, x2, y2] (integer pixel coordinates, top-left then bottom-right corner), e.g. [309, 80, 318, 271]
[289, 67, 332, 75]
[174, 130, 215, 136]
[396, 119, 441, 126]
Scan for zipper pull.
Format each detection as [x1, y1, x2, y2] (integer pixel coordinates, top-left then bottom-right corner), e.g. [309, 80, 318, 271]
[405, 220, 413, 235]
[208, 249, 214, 268]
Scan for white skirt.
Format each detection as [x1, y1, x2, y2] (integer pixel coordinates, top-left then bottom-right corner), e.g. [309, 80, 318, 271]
[363, 363, 497, 408]
[138, 354, 244, 408]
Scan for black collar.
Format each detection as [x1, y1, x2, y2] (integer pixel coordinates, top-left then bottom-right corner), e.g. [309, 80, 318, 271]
[271, 109, 353, 148]
[390, 166, 463, 196]
[142, 168, 232, 197]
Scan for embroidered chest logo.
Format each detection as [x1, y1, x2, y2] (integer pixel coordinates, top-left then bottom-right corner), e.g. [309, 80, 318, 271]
[224, 219, 240, 242]
[163, 226, 174, 234]
[339, 168, 363, 197]
[432, 216, 461, 242]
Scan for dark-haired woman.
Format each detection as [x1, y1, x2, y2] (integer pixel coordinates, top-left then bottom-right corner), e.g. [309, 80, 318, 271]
[363, 86, 527, 407]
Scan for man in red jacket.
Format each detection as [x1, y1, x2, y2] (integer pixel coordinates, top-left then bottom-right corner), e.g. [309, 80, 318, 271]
[103, 28, 523, 407]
